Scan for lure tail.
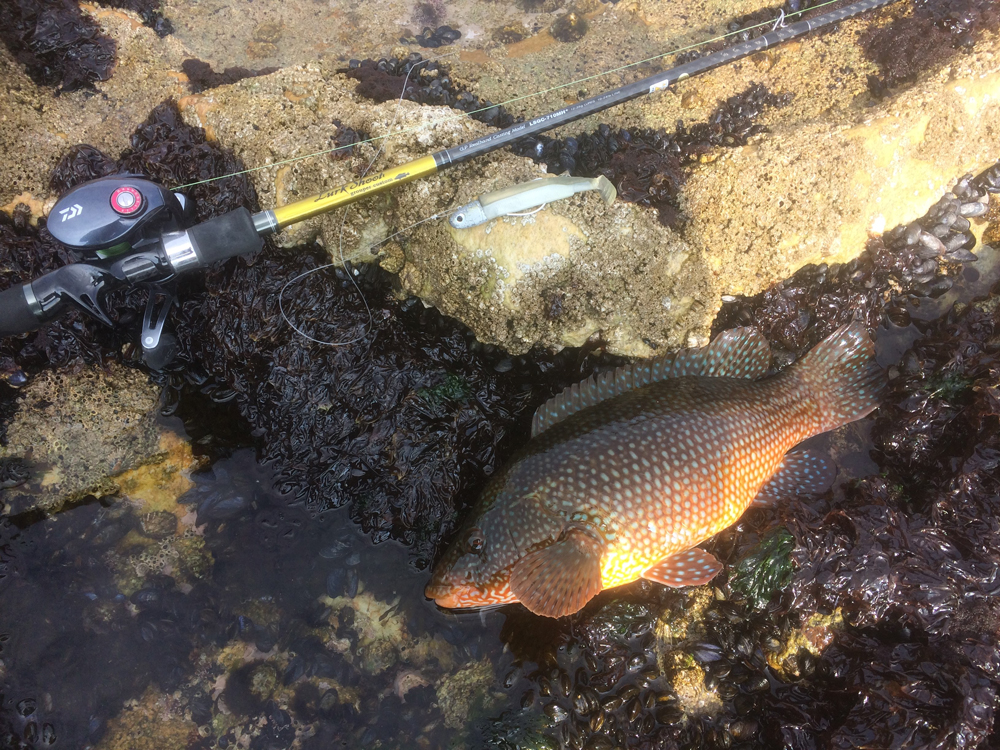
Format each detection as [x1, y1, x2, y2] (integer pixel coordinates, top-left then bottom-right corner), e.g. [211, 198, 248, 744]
[792, 321, 885, 432]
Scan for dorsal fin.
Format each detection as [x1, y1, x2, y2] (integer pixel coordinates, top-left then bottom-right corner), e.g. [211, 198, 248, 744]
[531, 327, 771, 437]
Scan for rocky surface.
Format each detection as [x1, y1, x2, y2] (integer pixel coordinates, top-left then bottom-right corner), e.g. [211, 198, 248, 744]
[1, 3, 998, 354]
[0, 365, 165, 515]
[0, 6, 191, 209]
[680, 43, 1000, 298]
[175, 18, 1000, 355]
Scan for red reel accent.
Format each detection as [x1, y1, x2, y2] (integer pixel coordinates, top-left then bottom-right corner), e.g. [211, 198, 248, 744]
[110, 185, 143, 216]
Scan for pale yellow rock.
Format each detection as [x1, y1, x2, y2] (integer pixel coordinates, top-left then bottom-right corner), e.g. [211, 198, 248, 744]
[682, 51, 1000, 298]
[435, 658, 499, 730]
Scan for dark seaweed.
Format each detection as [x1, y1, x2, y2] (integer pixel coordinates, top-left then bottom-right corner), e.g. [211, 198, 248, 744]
[550, 12, 589, 43]
[860, 0, 1000, 94]
[410, 0, 447, 29]
[0, 0, 117, 91]
[181, 59, 279, 94]
[328, 120, 367, 161]
[0, 0, 172, 92]
[343, 53, 521, 130]
[777, 298, 1000, 750]
[181, 250, 618, 564]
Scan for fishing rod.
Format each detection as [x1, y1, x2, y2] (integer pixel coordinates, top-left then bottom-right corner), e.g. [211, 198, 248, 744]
[0, 0, 901, 365]
[255, 0, 900, 233]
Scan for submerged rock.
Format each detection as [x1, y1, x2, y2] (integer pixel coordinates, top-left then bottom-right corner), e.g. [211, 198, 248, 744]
[436, 658, 501, 730]
[96, 687, 197, 750]
[0, 366, 162, 515]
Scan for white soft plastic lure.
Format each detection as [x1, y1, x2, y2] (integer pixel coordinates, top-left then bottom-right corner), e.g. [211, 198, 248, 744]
[449, 175, 617, 229]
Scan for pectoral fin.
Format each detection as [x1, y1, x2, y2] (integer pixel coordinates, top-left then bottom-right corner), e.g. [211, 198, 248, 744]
[642, 547, 722, 588]
[753, 450, 836, 507]
[510, 528, 605, 618]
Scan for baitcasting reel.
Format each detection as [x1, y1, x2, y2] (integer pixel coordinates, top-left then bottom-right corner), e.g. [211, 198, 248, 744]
[0, 175, 265, 368]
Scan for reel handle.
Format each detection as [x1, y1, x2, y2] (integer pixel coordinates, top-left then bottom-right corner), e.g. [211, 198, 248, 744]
[0, 285, 40, 337]
[0, 208, 263, 339]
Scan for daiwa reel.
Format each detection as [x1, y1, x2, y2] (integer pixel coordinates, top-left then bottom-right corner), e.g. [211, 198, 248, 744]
[0, 175, 264, 368]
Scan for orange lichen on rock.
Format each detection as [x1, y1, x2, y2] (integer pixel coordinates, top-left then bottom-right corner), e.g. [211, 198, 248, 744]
[116, 430, 200, 518]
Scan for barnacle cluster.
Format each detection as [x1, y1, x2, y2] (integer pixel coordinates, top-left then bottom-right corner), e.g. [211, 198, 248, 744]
[550, 11, 589, 43]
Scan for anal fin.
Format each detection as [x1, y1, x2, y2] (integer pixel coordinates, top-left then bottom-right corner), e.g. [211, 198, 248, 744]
[642, 547, 722, 588]
[753, 450, 836, 507]
[510, 528, 605, 618]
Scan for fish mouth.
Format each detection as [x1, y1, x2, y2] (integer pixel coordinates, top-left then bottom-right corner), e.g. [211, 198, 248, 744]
[424, 583, 459, 608]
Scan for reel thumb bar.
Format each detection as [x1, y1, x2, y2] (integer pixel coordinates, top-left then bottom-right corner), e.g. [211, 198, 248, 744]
[256, 0, 899, 234]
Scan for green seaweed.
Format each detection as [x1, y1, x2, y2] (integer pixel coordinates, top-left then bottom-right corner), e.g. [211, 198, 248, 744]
[925, 372, 974, 402]
[728, 527, 796, 609]
[417, 374, 472, 408]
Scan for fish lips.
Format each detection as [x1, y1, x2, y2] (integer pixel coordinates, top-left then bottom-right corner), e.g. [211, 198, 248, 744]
[424, 583, 460, 608]
[425, 579, 510, 609]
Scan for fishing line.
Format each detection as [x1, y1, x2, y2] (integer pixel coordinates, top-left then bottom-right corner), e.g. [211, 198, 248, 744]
[276, 209, 446, 345]
[505, 204, 547, 218]
[173, 0, 849, 191]
[278, 56, 441, 345]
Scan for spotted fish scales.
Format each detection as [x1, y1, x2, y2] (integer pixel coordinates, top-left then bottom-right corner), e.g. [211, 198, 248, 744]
[426, 322, 884, 618]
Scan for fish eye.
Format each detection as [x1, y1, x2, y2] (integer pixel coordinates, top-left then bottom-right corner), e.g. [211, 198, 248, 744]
[466, 529, 485, 554]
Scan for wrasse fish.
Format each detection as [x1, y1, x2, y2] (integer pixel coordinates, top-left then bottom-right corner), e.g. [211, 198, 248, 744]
[426, 322, 884, 618]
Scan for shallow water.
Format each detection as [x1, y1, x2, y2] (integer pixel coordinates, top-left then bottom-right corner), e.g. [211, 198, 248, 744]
[0, 244, 996, 749]
[2, 0, 1000, 747]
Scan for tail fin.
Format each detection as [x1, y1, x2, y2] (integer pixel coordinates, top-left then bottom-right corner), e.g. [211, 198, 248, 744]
[792, 321, 885, 432]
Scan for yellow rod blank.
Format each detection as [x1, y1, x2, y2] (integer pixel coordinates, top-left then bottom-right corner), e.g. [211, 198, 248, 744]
[271, 155, 439, 230]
